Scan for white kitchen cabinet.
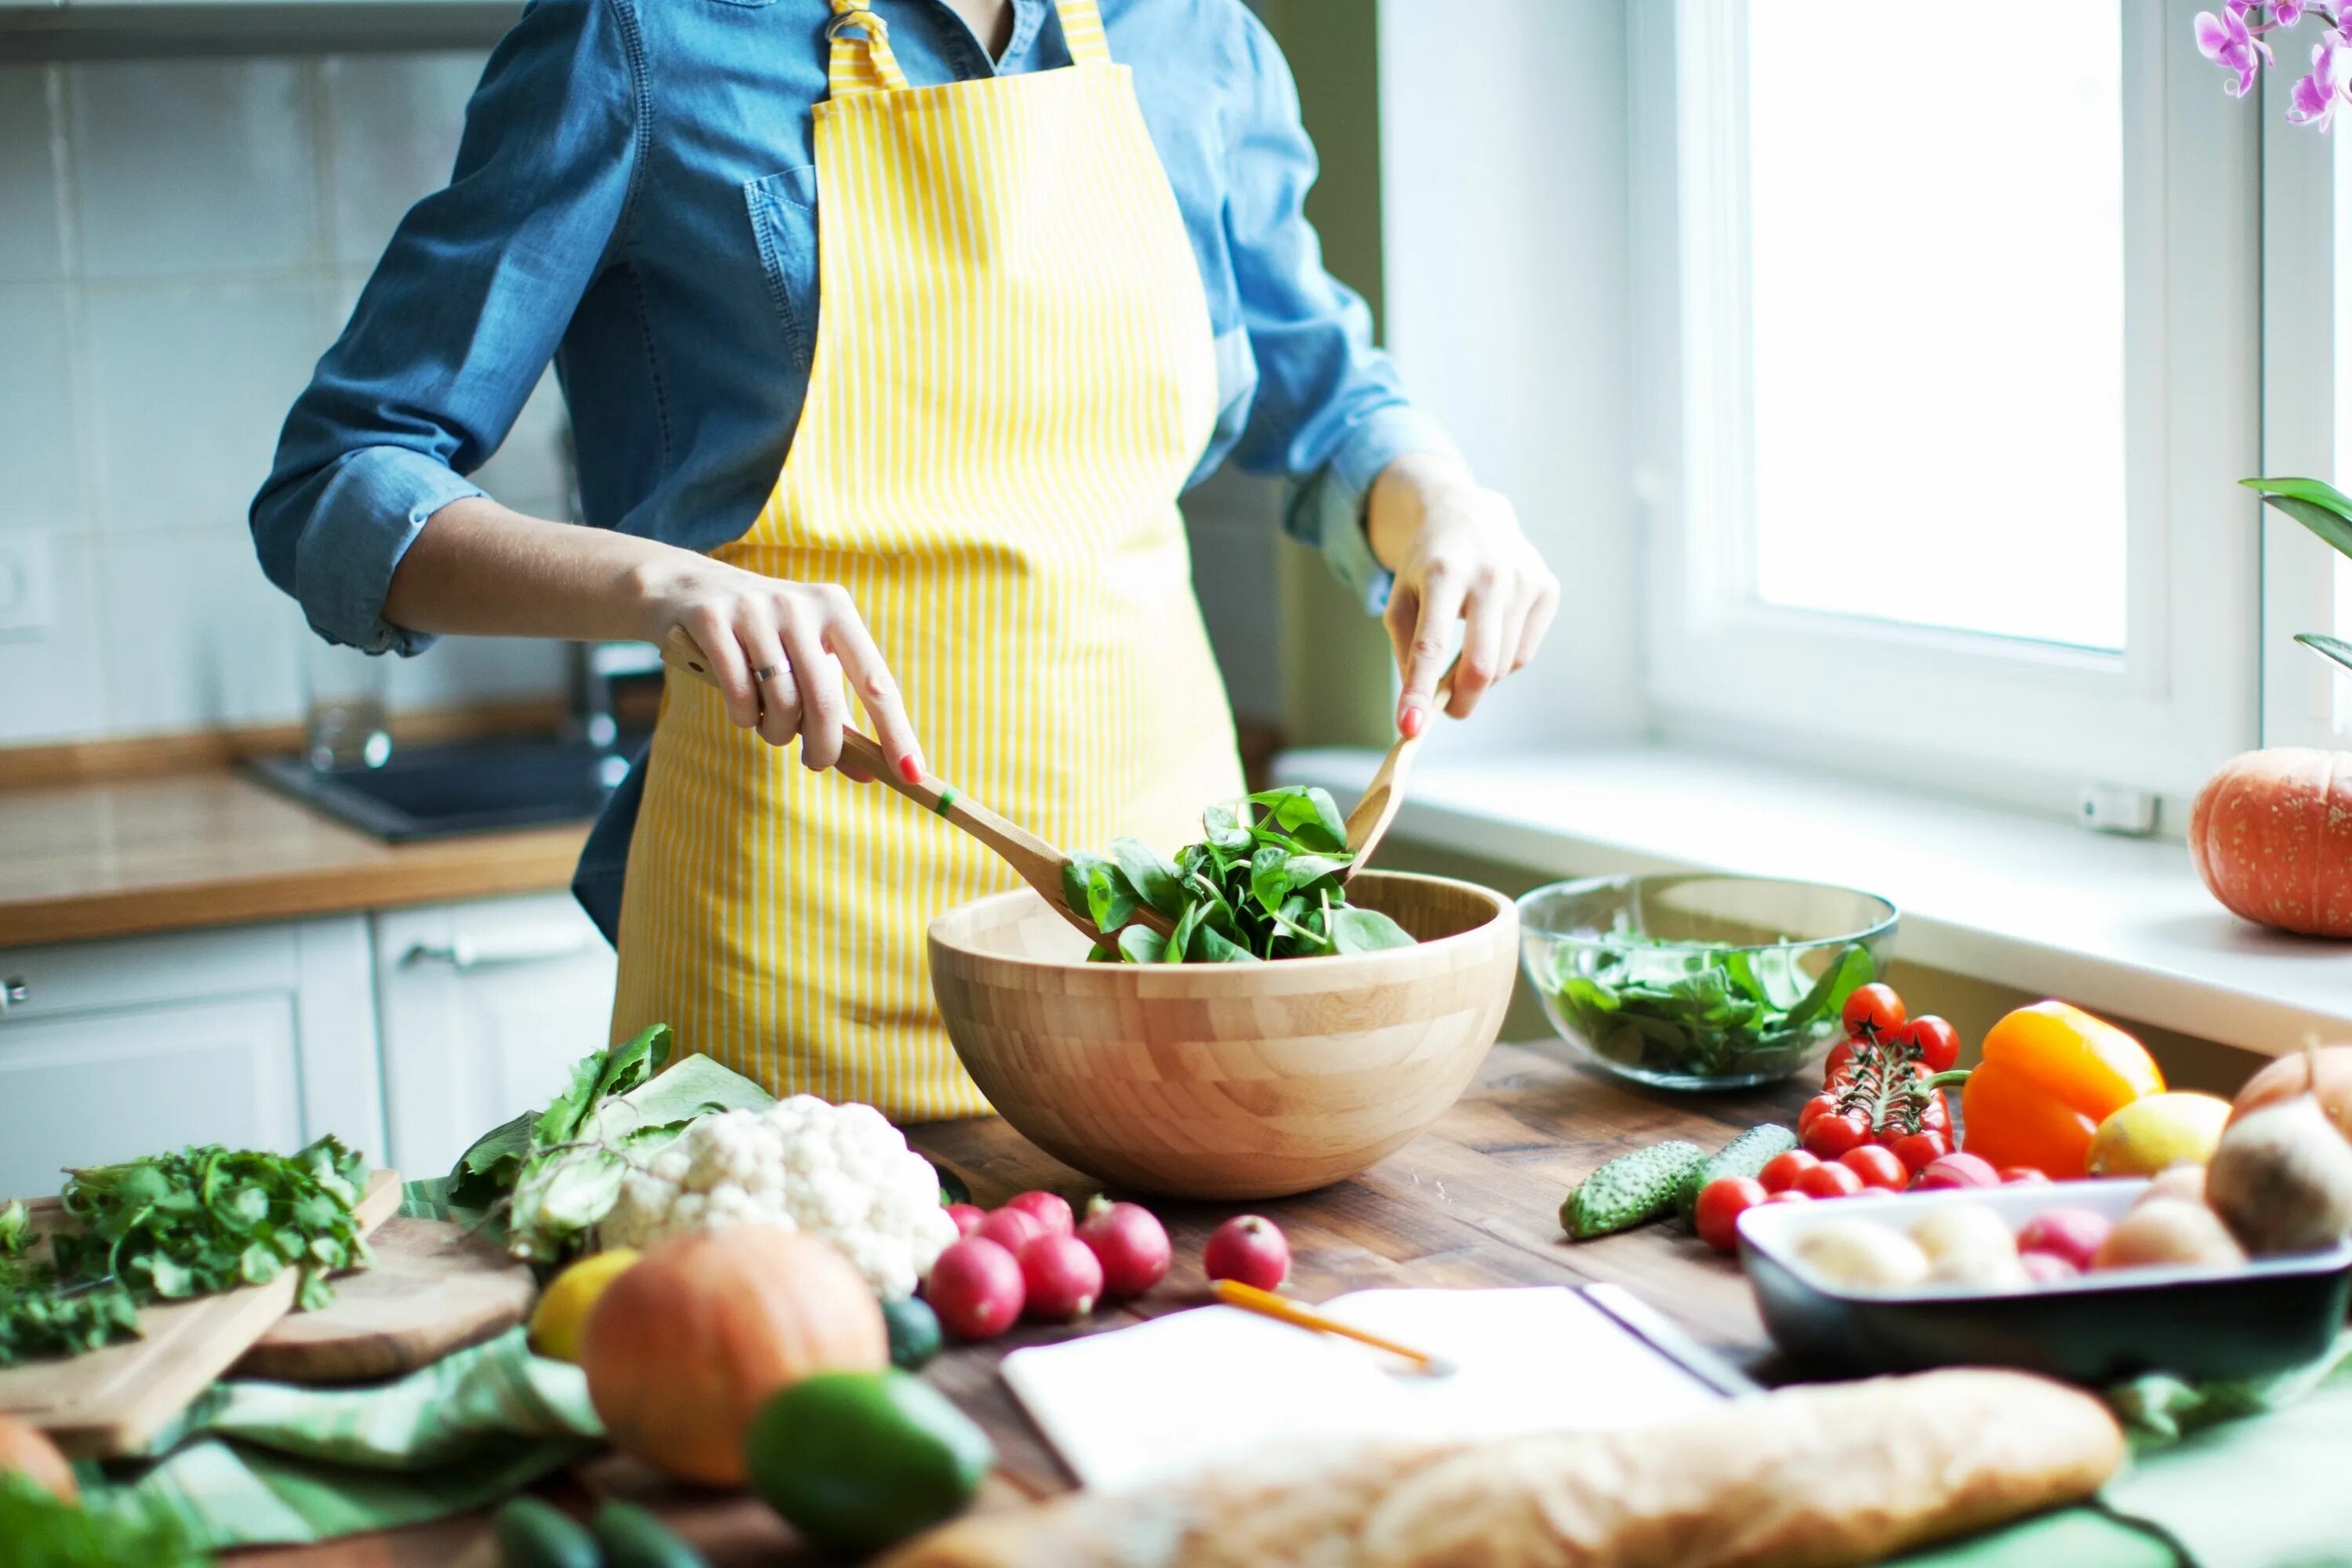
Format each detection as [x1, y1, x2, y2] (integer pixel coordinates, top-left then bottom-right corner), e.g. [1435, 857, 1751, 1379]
[372, 892, 616, 1179]
[0, 917, 383, 1196]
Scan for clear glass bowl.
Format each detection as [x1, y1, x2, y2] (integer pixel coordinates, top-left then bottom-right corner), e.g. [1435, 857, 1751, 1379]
[1517, 874, 1900, 1091]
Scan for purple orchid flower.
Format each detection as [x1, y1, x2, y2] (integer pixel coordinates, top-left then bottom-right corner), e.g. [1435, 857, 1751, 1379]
[2287, 31, 2352, 127]
[2197, 5, 2267, 95]
[2277, 0, 2309, 25]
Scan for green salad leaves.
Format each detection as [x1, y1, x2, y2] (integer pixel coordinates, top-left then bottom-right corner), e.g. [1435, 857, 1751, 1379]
[1064, 786, 1417, 964]
[1545, 935, 1875, 1078]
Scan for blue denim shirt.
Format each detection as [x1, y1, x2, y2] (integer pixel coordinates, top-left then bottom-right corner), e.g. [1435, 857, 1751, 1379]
[251, 0, 1455, 937]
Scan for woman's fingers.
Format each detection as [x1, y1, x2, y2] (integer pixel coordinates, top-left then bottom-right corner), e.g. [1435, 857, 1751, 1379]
[735, 608, 801, 750]
[817, 588, 926, 782]
[1448, 573, 1514, 719]
[1514, 572, 1560, 673]
[777, 612, 847, 771]
[1394, 561, 1466, 738]
[684, 607, 760, 730]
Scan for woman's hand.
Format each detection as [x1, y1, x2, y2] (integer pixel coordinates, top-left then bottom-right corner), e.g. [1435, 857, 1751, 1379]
[637, 554, 924, 782]
[1367, 452, 1559, 738]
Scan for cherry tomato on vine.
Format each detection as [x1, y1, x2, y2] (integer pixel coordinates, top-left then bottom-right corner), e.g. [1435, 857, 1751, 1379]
[1839, 1145, 1909, 1190]
[1801, 1110, 1870, 1160]
[1823, 1040, 1858, 1083]
[1889, 1131, 1952, 1174]
[1693, 1175, 1767, 1254]
[1795, 1162, 1867, 1200]
[1902, 1015, 1962, 1073]
[1841, 983, 1907, 1037]
[1798, 1093, 1841, 1134]
[1759, 1149, 1822, 1193]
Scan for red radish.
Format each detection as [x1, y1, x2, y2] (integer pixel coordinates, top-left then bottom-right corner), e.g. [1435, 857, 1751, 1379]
[976, 1207, 1044, 1255]
[945, 1203, 986, 1239]
[1018, 1234, 1103, 1321]
[1795, 1162, 1865, 1200]
[1076, 1198, 1171, 1297]
[2000, 1167, 2051, 1186]
[2015, 1207, 2112, 1273]
[925, 1239, 1025, 1341]
[1761, 1189, 1814, 1206]
[1914, 1152, 2001, 1192]
[2020, 1250, 2082, 1286]
[1759, 1149, 1821, 1193]
[1003, 1191, 1075, 1238]
[1203, 1215, 1290, 1290]
[1889, 1131, 1952, 1174]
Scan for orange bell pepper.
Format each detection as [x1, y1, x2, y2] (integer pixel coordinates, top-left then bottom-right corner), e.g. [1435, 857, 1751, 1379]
[1960, 1001, 2164, 1178]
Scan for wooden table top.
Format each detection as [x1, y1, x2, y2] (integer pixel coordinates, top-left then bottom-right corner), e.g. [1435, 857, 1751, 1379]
[0, 772, 587, 947]
[232, 1041, 1809, 1566]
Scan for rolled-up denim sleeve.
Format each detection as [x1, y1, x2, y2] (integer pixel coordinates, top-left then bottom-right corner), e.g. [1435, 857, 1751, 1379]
[250, 0, 642, 654]
[1218, 9, 1460, 615]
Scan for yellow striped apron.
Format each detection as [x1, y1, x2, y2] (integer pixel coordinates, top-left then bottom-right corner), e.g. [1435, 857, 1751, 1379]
[609, 0, 1243, 1118]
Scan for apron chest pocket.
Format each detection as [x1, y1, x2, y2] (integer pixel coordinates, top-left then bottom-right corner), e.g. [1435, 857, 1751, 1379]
[745, 165, 820, 372]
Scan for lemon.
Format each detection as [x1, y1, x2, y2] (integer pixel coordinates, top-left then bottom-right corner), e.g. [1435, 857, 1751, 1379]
[2088, 1092, 2233, 1178]
[528, 1247, 640, 1364]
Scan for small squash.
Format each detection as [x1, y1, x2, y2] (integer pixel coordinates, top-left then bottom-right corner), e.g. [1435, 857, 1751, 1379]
[0, 1414, 78, 1503]
[583, 1225, 886, 1486]
[2188, 748, 2352, 938]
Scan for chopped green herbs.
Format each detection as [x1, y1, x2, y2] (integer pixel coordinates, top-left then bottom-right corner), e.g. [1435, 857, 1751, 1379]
[0, 1473, 212, 1568]
[0, 1136, 372, 1367]
[1063, 786, 1417, 964]
[1542, 933, 1875, 1079]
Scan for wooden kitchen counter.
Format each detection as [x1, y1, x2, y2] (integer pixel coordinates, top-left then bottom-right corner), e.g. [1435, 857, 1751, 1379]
[235, 1042, 1809, 1566]
[0, 772, 588, 947]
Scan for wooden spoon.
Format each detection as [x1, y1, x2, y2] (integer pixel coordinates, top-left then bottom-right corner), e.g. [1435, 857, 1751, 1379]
[657, 629, 1167, 944]
[1341, 673, 1453, 883]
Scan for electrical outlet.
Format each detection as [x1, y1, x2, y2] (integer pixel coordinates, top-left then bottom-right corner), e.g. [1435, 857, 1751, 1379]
[0, 533, 54, 633]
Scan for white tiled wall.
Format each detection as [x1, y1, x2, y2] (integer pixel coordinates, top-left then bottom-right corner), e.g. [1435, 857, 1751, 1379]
[0, 53, 571, 749]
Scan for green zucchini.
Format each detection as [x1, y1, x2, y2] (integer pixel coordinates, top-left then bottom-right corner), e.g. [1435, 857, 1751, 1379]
[1675, 1123, 1801, 1224]
[1559, 1141, 1708, 1240]
[492, 1497, 600, 1568]
[592, 1499, 708, 1568]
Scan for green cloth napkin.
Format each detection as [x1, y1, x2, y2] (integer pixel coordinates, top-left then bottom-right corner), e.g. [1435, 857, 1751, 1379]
[85, 1326, 601, 1552]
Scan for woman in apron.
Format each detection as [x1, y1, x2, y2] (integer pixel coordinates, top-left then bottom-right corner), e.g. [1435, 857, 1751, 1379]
[255, 0, 1558, 1118]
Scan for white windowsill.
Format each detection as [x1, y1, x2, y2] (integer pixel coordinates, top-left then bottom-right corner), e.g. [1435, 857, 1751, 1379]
[1273, 743, 2349, 1058]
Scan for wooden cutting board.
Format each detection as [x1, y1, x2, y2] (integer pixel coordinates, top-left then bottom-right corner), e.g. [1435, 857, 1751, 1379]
[232, 1217, 536, 1384]
[0, 1168, 400, 1457]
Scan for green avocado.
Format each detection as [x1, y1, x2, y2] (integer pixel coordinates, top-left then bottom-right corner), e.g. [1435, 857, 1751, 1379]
[746, 1370, 994, 1553]
[883, 1294, 944, 1370]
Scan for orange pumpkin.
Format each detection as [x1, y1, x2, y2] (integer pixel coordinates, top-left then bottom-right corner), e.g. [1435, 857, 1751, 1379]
[2230, 1045, 2352, 1142]
[0, 1414, 78, 1503]
[2188, 748, 2352, 938]
[583, 1225, 884, 1487]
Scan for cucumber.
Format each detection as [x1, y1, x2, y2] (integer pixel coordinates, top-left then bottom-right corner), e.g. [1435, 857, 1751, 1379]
[492, 1497, 600, 1568]
[1675, 1123, 1801, 1224]
[1559, 1141, 1708, 1240]
[592, 1500, 707, 1568]
[883, 1294, 943, 1371]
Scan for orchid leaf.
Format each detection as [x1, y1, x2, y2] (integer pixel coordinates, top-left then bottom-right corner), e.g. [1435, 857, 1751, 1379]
[2296, 632, 2352, 676]
[2244, 477, 2352, 559]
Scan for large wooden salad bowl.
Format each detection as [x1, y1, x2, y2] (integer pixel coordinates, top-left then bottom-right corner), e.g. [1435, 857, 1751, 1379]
[927, 871, 1519, 1200]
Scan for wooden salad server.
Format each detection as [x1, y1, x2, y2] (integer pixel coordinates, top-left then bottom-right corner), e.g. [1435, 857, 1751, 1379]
[1341, 673, 1454, 883]
[658, 629, 1169, 945]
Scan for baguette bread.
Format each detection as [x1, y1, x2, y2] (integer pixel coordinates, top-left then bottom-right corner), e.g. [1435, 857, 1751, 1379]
[881, 1368, 2124, 1568]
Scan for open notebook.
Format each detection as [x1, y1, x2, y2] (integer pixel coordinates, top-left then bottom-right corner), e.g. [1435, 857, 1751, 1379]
[1000, 1284, 1751, 1492]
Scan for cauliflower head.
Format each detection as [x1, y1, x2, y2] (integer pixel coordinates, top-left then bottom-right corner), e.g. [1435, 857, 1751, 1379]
[600, 1096, 959, 1299]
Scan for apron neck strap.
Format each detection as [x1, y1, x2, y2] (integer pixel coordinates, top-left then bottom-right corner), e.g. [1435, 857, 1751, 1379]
[826, 0, 1114, 100]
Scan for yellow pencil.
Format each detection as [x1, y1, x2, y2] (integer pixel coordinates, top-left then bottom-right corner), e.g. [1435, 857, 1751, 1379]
[1210, 1279, 1455, 1376]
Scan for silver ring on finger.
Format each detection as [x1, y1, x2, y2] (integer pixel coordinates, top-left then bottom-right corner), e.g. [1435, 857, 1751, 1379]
[752, 665, 781, 684]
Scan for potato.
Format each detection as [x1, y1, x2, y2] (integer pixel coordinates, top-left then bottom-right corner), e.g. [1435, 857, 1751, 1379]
[2092, 1199, 2245, 1274]
[1792, 1219, 1931, 1292]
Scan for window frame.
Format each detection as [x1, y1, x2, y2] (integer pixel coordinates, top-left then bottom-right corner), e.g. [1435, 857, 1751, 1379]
[1628, 0, 2263, 820]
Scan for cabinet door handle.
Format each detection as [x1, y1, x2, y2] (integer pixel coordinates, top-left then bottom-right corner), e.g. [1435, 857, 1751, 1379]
[0, 978, 25, 1013]
[401, 927, 593, 971]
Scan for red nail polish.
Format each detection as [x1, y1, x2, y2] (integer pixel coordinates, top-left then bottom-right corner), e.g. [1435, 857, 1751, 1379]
[899, 753, 925, 785]
[1400, 706, 1425, 739]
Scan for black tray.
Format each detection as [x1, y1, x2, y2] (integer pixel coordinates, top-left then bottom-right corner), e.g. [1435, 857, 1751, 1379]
[1738, 1179, 2352, 1385]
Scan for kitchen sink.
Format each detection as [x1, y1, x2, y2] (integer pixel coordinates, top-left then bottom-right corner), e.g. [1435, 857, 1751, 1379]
[250, 735, 638, 843]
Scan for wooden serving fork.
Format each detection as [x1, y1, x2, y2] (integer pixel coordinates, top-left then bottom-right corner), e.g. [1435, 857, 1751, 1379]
[657, 629, 1167, 944]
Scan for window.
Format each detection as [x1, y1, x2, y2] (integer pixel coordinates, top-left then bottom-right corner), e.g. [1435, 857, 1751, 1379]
[1631, 0, 2262, 817]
